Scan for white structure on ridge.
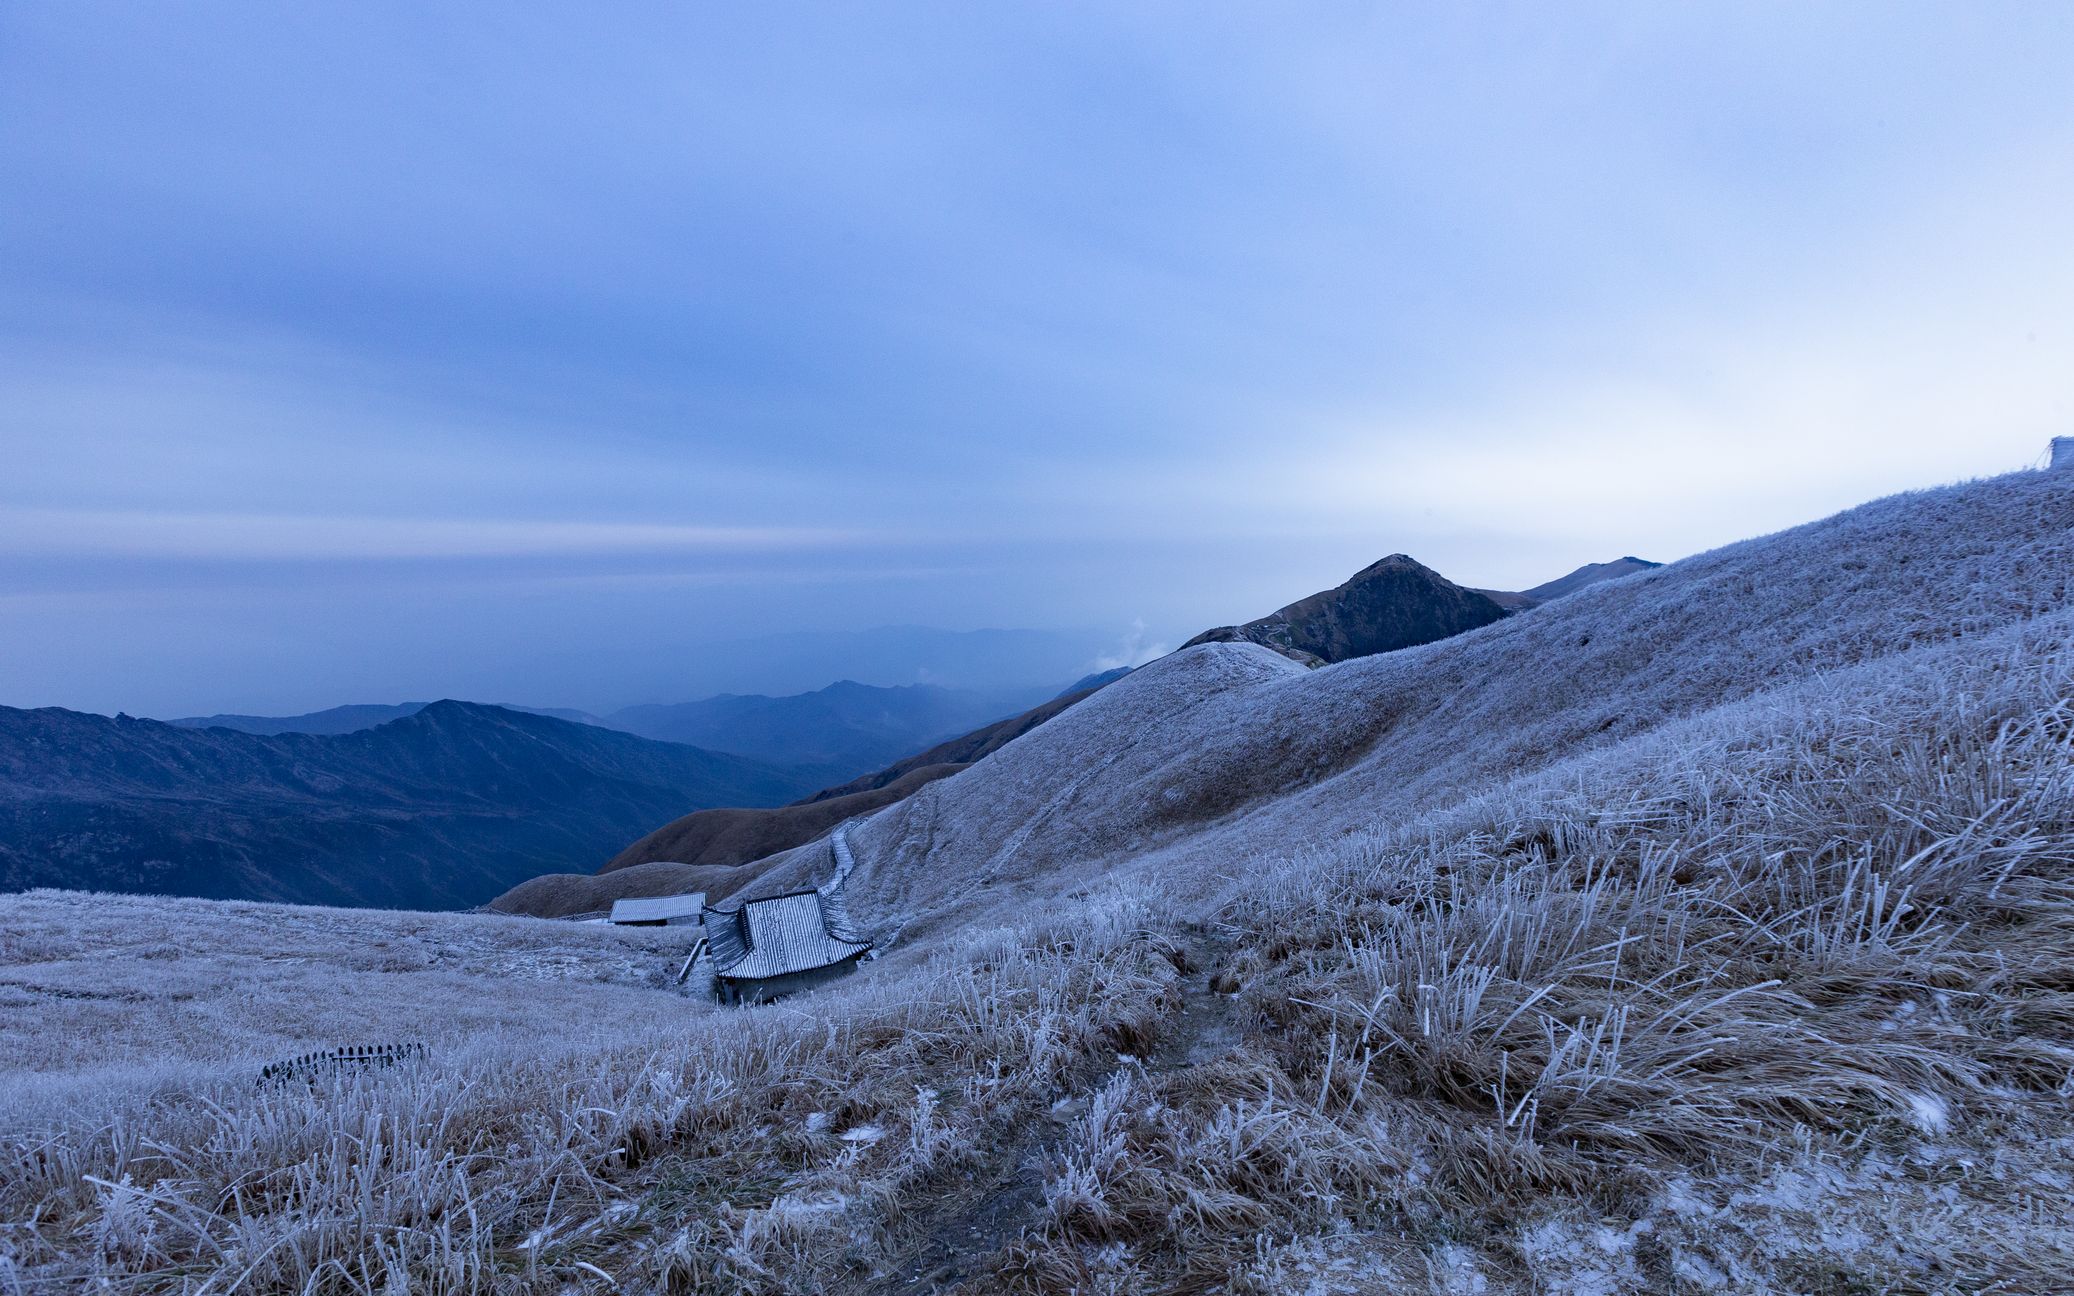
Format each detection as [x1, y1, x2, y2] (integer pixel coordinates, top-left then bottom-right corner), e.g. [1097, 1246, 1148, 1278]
[609, 892, 706, 926]
[2052, 437, 2074, 472]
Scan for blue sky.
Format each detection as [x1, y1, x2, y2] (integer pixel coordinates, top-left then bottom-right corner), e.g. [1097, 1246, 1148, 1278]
[3, 3, 2071, 715]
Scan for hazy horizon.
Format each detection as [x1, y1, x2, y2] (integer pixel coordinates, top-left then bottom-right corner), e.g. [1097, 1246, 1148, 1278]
[132, 624, 1126, 721]
[6, 4, 2070, 716]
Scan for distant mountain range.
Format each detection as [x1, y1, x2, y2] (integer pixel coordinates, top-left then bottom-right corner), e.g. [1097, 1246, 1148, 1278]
[171, 681, 1053, 785]
[523, 624, 1113, 704]
[0, 701, 819, 909]
[514, 555, 1659, 912]
[602, 681, 1053, 778]
[170, 702, 603, 736]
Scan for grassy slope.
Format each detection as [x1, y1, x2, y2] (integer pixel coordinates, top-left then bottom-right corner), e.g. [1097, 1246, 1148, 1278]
[485, 689, 1110, 922]
[0, 892, 702, 1086]
[4, 469, 2071, 1292]
[770, 470, 2073, 943]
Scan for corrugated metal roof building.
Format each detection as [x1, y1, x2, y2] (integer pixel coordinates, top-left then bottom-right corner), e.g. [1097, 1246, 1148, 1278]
[609, 892, 706, 926]
[702, 888, 871, 1004]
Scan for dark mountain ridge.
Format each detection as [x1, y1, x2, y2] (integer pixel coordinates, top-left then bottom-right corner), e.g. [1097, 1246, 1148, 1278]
[0, 701, 817, 909]
[1057, 667, 1133, 697]
[1182, 553, 1509, 665]
[169, 701, 605, 735]
[168, 680, 1053, 785]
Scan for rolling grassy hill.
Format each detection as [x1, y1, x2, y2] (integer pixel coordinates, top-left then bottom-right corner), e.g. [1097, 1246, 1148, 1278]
[588, 682, 1108, 878]
[5, 468, 2071, 1291]
[513, 553, 1606, 912]
[757, 470, 2070, 938]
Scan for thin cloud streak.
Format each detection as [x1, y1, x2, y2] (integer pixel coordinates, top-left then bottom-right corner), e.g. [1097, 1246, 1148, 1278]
[0, 511, 869, 562]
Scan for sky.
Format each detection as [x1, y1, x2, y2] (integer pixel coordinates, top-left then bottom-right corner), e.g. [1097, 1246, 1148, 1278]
[3, 2, 2071, 716]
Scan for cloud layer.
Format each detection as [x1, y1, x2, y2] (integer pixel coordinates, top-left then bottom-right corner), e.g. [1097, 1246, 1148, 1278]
[2, 3, 2069, 713]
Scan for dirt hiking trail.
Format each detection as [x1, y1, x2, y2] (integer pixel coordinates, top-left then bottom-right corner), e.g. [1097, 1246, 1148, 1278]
[846, 924, 1242, 1295]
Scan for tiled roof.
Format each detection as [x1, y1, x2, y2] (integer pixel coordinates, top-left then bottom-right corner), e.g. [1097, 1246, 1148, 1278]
[703, 889, 870, 980]
[609, 892, 706, 923]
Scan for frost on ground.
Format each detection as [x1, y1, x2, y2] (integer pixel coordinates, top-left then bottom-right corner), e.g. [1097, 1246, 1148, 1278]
[2, 469, 2072, 1292]
[0, 892, 702, 1084]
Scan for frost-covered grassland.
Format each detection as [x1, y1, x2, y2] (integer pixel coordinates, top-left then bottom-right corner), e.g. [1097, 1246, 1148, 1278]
[799, 469, 2074, 946]
[0, 891, 1177, 1292]
[0, 894, 706, 1085]
[3, 470, 2072, 1293]
[1092, 613, 2074, 1293]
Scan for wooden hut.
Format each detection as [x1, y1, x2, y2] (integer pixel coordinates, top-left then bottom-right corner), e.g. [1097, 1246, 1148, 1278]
[701, 889, 871, 1004]
[609, 892, 706, 927]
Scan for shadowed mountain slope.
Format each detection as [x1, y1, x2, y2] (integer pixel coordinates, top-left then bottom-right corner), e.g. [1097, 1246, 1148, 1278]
[0, 702, 818, 909]
[169, 702, 430, 735]
[485, 858, 769, 919]
[794, 686, 1100, 806]
[1057, 667, 1133, 697]
[596, 765, 950, 877]
[169, 681, 1043, 785]
[1182, 553, 1509, 665]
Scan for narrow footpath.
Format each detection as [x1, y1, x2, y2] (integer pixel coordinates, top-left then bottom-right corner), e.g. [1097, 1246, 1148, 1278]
[847, 924, 1242, 1295]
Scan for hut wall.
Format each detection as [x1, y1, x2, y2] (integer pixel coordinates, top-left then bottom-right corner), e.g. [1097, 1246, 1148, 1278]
[718, 955, 864, 1005]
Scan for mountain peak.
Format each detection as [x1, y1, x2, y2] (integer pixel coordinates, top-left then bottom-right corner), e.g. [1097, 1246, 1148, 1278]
[412, 698, 497, 716]
[1182, 554, 1507, 667]
[1474, 556, 1663, 611]
[396, 698, 517, 729]
[1516, 556, 1663, 605]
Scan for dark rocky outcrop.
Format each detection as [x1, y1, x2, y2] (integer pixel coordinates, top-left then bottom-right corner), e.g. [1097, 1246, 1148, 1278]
[1182, 554, 1509, 667]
